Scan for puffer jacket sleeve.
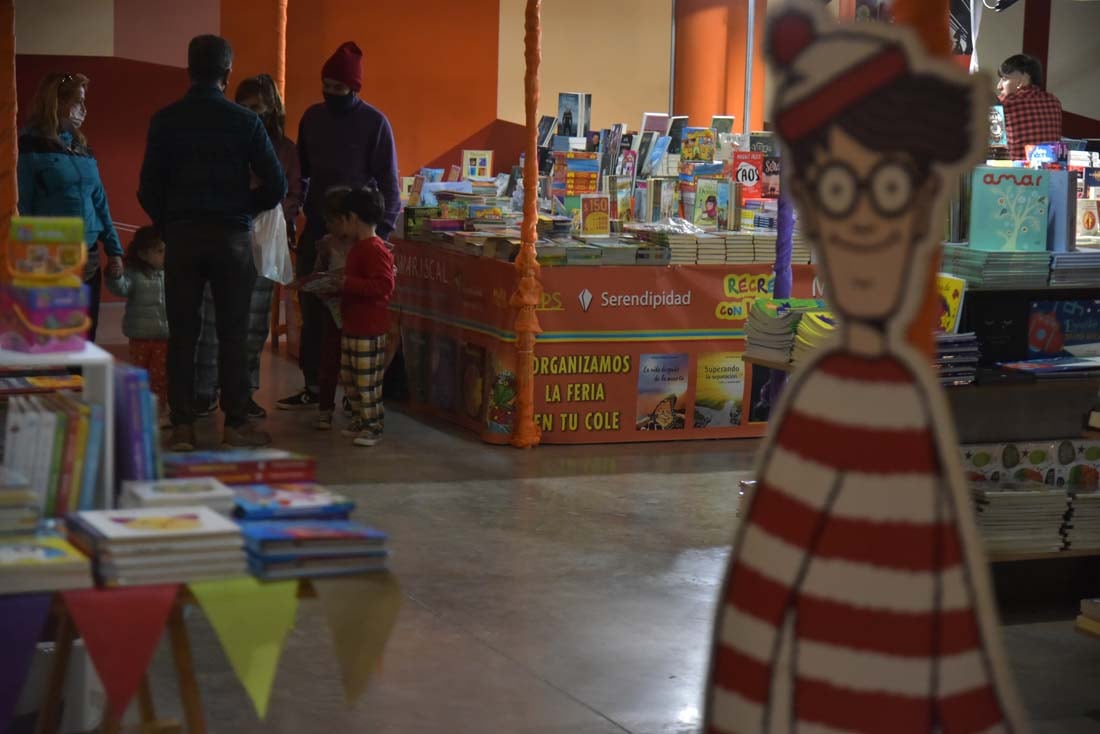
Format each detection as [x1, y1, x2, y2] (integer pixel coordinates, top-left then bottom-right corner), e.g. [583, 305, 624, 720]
[104, 270, 133, 298]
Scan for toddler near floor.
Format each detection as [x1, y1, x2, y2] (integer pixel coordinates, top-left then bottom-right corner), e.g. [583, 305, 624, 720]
[315, 185, 395, 447]
[105, 226, 169, 403]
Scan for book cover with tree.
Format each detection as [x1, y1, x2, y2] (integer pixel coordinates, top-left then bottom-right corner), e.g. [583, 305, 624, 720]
[970, 167, 1049, 252]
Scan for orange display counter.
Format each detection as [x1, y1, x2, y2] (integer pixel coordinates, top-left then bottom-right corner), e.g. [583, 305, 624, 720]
[390, 239, 817, 444]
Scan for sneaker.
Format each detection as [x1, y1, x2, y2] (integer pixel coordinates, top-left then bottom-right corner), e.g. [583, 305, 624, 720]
[340, 419, 365, 438]
[276, 389, 318, 411]
[195, 396, 218, 418]
[247, 399, 267, 420]
[314, 412, 334, 431]
[165, 424, 196, 452]
[353, 430, 380, 447]
[222, 423, 272, 448]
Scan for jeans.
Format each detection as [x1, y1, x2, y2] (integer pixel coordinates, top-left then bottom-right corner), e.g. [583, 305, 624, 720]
[297, 224, 324, 390]
[164, 220, 256, 427]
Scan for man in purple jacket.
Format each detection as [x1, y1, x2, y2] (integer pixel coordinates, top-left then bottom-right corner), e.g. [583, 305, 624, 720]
[277, 41, 401, 410]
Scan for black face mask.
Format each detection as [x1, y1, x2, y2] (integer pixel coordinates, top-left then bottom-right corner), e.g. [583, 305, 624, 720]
[323, 92, 356, 114]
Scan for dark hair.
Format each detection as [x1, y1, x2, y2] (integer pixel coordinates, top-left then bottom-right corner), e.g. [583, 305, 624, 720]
[1000, 54, 1043, 88]
[787, 73, 974, 185]
[125, 226, 163, 276]
[333, 185, 385, 227]
[236, 74, 285, 140]
[322, 186, 352, 222]
[188, 35, 233, 85]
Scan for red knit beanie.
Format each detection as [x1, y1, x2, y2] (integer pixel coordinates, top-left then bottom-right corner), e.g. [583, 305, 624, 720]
[322, 41, 363, 92]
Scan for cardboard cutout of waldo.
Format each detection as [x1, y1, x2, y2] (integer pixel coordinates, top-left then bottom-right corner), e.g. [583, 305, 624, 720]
[705, 3, 1026, 732]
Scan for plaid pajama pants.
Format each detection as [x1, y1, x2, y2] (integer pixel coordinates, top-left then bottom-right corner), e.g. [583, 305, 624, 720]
[342, 333, 387, 435]
[195, 278, 275, 399]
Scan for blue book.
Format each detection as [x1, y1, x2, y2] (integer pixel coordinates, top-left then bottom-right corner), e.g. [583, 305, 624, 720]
[246, 551, 389, 581]
[645, 136, 672, 177]
[969, 166, 1049, 252]
[1047, 169, 1077, 253]
[241, 520, 387, 558]
[78, 404, 104, 511]
[233, 483, 355, 520]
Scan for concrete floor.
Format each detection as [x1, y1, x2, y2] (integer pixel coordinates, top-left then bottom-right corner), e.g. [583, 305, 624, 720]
[95, 304, 1100, 733]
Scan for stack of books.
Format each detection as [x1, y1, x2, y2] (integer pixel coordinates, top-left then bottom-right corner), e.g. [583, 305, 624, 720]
[725, 232, 755, 263]
[115, 364, 162, 483]
[67, 506, 245, 586]
[941, 245, 1051, 288]
[634, 246, 671, 266]
[3, 392, 105, 517]
[654, 232, 698, 264]
[791, 312, 839, 365]
[564, 242, 603, 266]
[233, 483, 355, 522]
[587, 238, 639, 265]
[163, 449, 317, 485]
[0, 530, 92, 593]
[936, 332, 981, 387]
[1049, 252, 1100, 287]
[695, 235, 726, 264]
[1064, 490, 1100, 551]
[242, 521, 389, 581]
[791, 233, 813, 265]
[120, 477, 235, 515]
[999, 356, 1100, 379]
[744, 299, 825, 365]
[0, 467, 37, 533]
[752, 231, 778, 263]
[1076, 598, 1100, 638]
[970, 481, 1067, 555]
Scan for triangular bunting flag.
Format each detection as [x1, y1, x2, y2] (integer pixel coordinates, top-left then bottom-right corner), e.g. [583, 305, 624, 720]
[62, 585, 179, 718]
[189, 577, 298, 719]
[313, 574, 402, 704]
[0, 594, 53, 731]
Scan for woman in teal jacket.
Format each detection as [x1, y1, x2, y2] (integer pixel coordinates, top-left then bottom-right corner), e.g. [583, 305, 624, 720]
[17, 72, 124, 341]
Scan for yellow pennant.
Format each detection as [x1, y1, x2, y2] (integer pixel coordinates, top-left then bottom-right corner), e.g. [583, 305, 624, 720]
[313, 573, 402, 704]
[189, 577, 299, 718]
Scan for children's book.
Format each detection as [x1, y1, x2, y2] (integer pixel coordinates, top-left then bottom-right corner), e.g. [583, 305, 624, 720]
[70, 506, 241, 545]
[636, 353, 690, 431]
[762, 156, 781, 198]
[162, 449, 317, 484]
[461, 150, 493, 179]
[1028, 299, 1100, 358]
[557, 92, 592, 137]
[537, 114, 558, 147]
[710, 115, 736, 136]
[665, 116, 689, 154]
[233, 483, 355, 520]
[935, 273, 967, 334]
[681, 127, 716, 163]
[580, 194, 612, 236]
[988, 105, 1008, 148]
[999, 356, 1100, 376]
[122, 477, 234, 511]
[0, 531, 92, 593]
[642, 136, 672, 181]
[732, 151, 765, 199]
[1079, 200, 1100, 237]
[641, 112, 670, 134]
[241, 520, 387, 558]
[247, 553, 388, 580]
[969, 166, 1050, 251]
[693, 179, 730, 231]
[748, 131, 779, 156]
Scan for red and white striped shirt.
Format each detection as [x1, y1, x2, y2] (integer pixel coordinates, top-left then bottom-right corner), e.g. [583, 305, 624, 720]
[707, 352, 1015, 733]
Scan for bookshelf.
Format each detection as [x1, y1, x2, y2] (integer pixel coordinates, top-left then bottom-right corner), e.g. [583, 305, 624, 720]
[0, 342, 114, 508]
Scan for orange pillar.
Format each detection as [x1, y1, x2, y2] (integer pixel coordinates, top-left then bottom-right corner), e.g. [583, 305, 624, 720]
[220, 0, 282, 92]
[510, 0, 543, 449]
[673, 0, 767, 129]
[1, 0, 14, 253]
[274, 0, 287, 98]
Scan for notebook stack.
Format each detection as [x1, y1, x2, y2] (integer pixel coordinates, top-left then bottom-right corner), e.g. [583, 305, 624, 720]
[791, 312, 839, 366]
[941, 245, 1051, 288]
[725, 232, 756, 264]
[0, 467, 37, 534]
[695, 235, 727, 264]
[120, 478, 235, 515]
[242, 521, 389, 581]
[67, 506, 245, 586]
[970, 481, 1067, 555]
[1049, 252, 1100, 287]
[1064, 490, 1100, 551]
[936, 332, 981, 387]
[744, 299, 826, 365]
[0, 531, 92, 593]
[233, 483, 355, 522]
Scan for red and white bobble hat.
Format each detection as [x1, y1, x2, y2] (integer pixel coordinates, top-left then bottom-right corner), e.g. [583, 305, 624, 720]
[767, 3, 912, 144]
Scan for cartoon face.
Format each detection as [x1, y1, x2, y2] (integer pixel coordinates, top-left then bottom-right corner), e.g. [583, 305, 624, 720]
[798, 127, 938, 322]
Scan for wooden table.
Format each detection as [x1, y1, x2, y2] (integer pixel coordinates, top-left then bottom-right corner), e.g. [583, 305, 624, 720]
[36, 581, 320, 734]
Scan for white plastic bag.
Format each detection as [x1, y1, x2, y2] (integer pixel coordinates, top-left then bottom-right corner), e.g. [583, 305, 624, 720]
[251, 206, 293, 284]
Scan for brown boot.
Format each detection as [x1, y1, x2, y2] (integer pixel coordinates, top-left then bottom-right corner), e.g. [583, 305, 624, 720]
[222, 423, 272, 449]
[165, 424, 196, 452]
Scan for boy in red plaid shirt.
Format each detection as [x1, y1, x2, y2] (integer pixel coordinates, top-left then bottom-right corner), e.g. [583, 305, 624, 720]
[997, 54, 1062, 160]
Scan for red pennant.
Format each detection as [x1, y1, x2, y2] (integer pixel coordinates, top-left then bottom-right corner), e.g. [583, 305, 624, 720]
[62, 585, 179, 717]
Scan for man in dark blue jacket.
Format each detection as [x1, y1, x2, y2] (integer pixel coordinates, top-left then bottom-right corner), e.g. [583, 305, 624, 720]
[139, 34, 286, 451]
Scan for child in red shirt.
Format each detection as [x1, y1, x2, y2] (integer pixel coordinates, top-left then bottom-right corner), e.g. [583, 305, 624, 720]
[326, 185, 395, 446]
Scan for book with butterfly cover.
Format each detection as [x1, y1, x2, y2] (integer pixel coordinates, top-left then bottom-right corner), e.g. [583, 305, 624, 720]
[233, 483, 356, 520]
